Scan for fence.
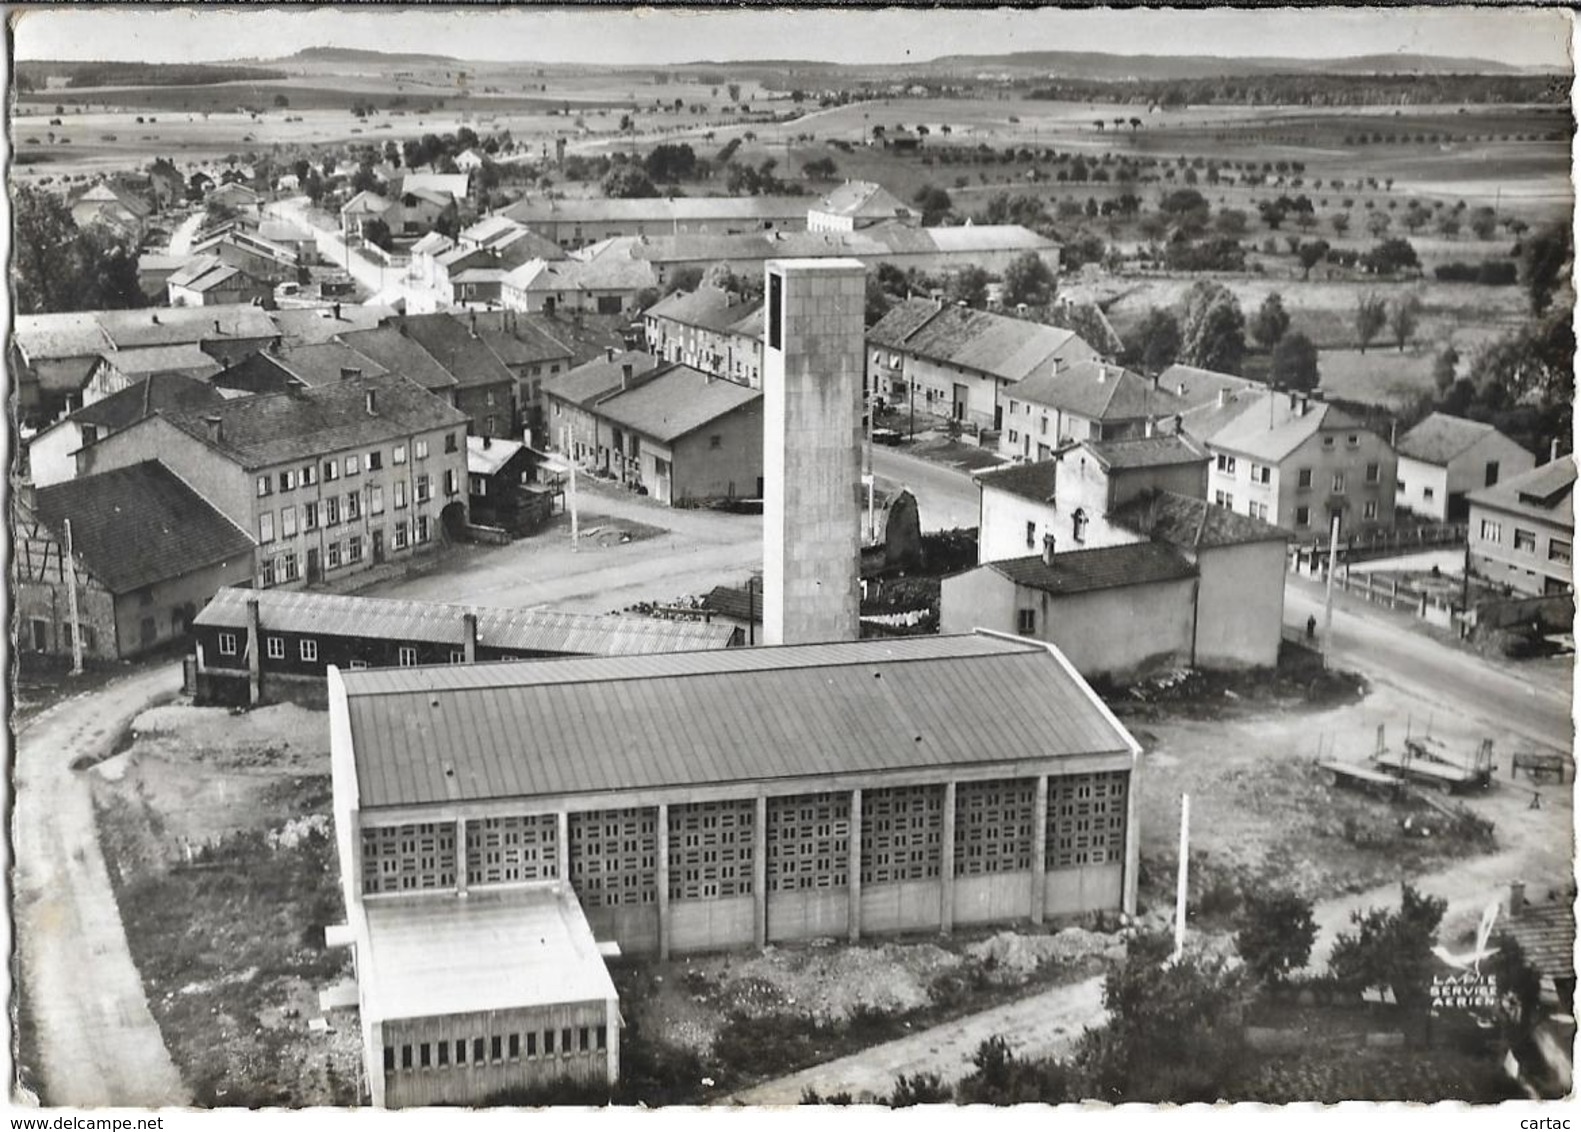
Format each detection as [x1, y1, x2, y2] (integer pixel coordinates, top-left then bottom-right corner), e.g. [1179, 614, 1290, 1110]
[1461, 593, 1574, 633]
[1289, 523, 1466, 573]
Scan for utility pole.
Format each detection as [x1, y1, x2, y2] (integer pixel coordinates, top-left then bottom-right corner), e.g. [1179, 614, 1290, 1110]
[568, 456, 580, 550]
[63, 519, 83, 676]
[1172, 793, 1190, 962]
[1321, 511, 1341, 651]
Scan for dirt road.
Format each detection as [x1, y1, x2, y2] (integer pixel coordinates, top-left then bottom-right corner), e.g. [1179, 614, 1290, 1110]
[725, 975, 1104, 1105]
[13, 663, 190, 1107]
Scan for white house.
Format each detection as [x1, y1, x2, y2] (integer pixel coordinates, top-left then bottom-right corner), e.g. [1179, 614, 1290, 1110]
[1395, 412, 1537, 522]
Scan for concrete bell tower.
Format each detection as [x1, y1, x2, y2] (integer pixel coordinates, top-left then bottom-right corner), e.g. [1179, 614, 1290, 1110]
[761, 257, 867, 646]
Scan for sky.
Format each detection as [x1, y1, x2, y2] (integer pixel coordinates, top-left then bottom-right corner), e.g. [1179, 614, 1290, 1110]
[10, 5, 1575, 69]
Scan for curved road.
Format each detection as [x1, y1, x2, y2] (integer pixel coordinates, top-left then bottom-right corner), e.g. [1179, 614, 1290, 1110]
[13, 664, 189, 1107]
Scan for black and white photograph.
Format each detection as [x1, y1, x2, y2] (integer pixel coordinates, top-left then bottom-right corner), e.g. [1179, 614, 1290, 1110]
[6, 3, 1576, 1118]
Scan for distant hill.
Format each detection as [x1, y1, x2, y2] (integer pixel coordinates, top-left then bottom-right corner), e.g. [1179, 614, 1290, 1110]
[919, 50, 1538, 79]
[283, 47, 461, 65]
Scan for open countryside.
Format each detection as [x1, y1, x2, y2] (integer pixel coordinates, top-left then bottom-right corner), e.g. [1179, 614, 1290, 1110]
[9, 5, 1575, 1117]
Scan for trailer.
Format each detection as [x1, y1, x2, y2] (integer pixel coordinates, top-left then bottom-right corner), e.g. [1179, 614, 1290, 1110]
[1369, 728, 1494, 795]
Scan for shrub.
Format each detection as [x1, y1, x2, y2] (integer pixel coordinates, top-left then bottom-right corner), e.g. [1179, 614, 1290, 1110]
[888, 1071, 952, 1106]
[1236, 889, 1319, 985]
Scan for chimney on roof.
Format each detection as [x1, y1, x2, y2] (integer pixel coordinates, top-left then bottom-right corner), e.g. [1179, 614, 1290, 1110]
[340, 367, 362, 381]
[1174, 413, 1184, 434]
[1550, 437, 1560, 464]
[483, 434, 492, 449]
[214, 318, 222, 334]
[621, 362, 634, 389]
[1176, 381, 1186, 396]
[1288, 390, 1297, 411]
[1145, 417, 1155, 438]
[1509, 880, 1526, 917]
[1217, 387, 1230, 408]
[1096, 365, 1108, 384]
[606, 346, 615, 363]
[1297, 393, 1309, 417]
[462, 611, 478, 663]
[285, 377, 307, 397]
[202, 414, 223, 444]
[1042, 533, 1057, 566]
[365, 388, 378, 415]
[332, 302, 342, 321]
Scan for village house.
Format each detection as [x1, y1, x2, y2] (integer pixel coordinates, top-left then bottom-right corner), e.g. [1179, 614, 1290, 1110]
[460, 310, 576, 428]
[14, 463, 254, 661]
[951, 434, 1289, 677]
[1466, 457, 1575, 597]
[1395, 412, 1538, 522]
[190, 229, 304, 287]
[1189, 390, 1398, 540]
[499, 252, 660, 318]
[326, 631, 1142, 1105]
[73, 372, 472, 591]
[999, 359, 1187, 459]
[166, 256, 274, 309]
[13, 305, 280, 424]
[541, 350, 663, 466]
[643, 285, 765, 387]
[866, 299, 1098, 432]
[806, 181, 918, 232]
[430, 231, 566, 309]
[498, 195, 810, 250]
[269, 304, 397, 348]
[27, 372, 226, 487]
[192, 586, 737, 706]
[396, 313, 521, 440]
[68, 179, 153, 243]
[581, 362, 764, 506]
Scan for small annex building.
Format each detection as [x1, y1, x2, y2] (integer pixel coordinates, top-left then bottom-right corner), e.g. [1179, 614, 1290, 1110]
[328, 632, 1142, 1105]
[193, 586, 741, 705]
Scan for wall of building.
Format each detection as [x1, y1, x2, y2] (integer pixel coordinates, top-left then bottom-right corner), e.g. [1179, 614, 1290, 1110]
[454, 382, 516, 439]
[26, 422, 85, 486]
[1274, 427, 1396, 539]
[1053, 451, 1208, 551]
[978, 486, 1056, 564]
[1447, 433, 1538, 519]
[1468, 502, 1573, 597]
[76, 415, 255, 529]
[1192, 540, 1286, 669]
[670, 402, 765, 506]
[111, 558, 253, 660]
[1396, 456, 1451, 522]
[546, 396, 605, 467]
[15, 576, 119, 661]
[897, 355, 1007, 432]
[943, 568, 1195, 682]
[380, 999, 614, 1108]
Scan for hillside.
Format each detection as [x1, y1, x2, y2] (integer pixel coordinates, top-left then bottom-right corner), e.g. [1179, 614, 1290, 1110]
[921, 50, 1536, 79]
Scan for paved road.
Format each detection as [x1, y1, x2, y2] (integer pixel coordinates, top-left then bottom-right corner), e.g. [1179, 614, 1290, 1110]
[870, 445, 980, 533]
[1285, 578, 1573, 750]
[14, 664, 190, 1107]
[726, 975, 1104, 1105]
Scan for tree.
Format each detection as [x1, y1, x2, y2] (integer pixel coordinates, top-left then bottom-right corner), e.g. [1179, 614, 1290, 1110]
[1296, 239, 1331, 280]
[1236, 889, 1319, 985]
[946, 265, 989, 309]
[662, 265, 705, 296]
[1469, 206, 1499, 240]
[1002, 251, 1056, 308]
[801, 156, 838, 180]
[602, 166, 658, 198]
[361, 217, 394, 252]
[644, 143, 697, 183]
[1215, 208, 1248, 237]
[726, 83, 741, 103]
[12, 184, 143, 314]
[1180, 281, 1246, 375]
[1250, 292, 1291, 351]
[1433, 345, 1460, 393]
[1124, 307, 1182, 376]
[1330, 212, 1350, 237]
[1362, 237, 1420, 276]
[1327, 882, 1448, 1015]
[1366, 209, 1392, 238]
[273, 93, 289, 108]
[1389, 295, 1423, 352]
[1269, 331, 1320, 392]
[913, 184, 953, 226]
[1521, 221, 1571, 316]
[865, 275, 893, 328]
[1355, 292, 1388, 353]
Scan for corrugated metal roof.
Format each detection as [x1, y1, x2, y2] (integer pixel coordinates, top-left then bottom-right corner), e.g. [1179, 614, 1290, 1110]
[341, 634, 1133, 809]
[361, 887, 614, 1022]
[988, 542, 1197, 596]
[195, 586, 736, 654]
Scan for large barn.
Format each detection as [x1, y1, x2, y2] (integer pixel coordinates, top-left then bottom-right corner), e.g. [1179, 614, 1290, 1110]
[328, 631, 1141, 1106]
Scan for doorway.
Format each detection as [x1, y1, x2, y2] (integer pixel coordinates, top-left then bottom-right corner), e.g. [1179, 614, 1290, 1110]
[372, 529, 385, 564]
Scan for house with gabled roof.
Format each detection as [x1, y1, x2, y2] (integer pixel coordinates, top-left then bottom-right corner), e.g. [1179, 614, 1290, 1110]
[1001, 359, 1187, 459]
[74, 373, 472, 591]
[27, 372, 226, 487]
[1466, 457, 1575, 597]
[14, 463, 255, 661]
[866, 299, 1098, 432]
[953, 432, 1290, 676]
[643, 285, 765, 386]
[396, 313, 520, 439]
[167, 255, 274, 309]
[541, 349, 663, 466]
[808, 181, 918, 232]
[1396, 411, 1537, 522]
[1197, 390, 1397, 540]
[582, 362, 763, 505]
